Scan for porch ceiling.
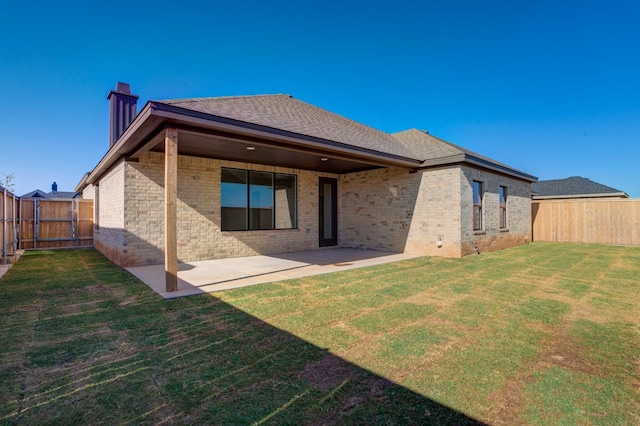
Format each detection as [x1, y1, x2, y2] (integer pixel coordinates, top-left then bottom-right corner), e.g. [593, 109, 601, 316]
[144, 129, 388, 174]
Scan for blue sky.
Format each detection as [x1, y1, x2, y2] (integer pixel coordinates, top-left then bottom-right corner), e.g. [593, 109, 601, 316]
[1, 0, 638, 197]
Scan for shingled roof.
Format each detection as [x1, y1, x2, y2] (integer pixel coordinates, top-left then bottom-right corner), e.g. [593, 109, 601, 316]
[20, 189, 78, 199]
[84, 88, 537, 187]
[532, 176, 628, 199]
[158, 94, 416, 160]
[392, 128, 537, 182]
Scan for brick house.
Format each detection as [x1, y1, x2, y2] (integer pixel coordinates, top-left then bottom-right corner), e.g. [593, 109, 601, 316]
[76, 83, 536, 291]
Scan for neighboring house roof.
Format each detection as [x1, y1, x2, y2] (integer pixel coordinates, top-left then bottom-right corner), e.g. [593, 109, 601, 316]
[21, 189, 48, 198]
[158, 95, 417, 160]
[532, 176, 628, 199]
[392, 128, 537, 182]
[20, 190, 78, 199]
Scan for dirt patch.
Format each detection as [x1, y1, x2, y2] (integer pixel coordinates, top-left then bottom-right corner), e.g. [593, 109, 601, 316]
[486, 325, 602, 424]
[366, 376, 393, 400]
[299, 354, 355, 392]
[538, 330, 602, 376]
[301, 355, 395, 425]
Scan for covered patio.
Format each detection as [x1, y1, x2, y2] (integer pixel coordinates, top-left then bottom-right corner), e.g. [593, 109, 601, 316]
[82, 89, 421, 293]
[126, 248, 420, 299]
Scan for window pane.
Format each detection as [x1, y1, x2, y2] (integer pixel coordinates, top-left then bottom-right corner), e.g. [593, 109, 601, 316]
[249, 171, 273, 230]
[473, 206, 482, 230]
[221, 168, 248, 231]
[322, 183, 333, 239]
[473, 181, 482, 205]
[500, 186, 507, 228]
[473, 181, 483, 230]
[275, 174, 296, 229]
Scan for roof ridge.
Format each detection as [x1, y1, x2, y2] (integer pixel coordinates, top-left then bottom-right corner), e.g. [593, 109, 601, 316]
[392, 128, 536, 181]
[156, 94, 292, 103]
[284, 97, 403, 142]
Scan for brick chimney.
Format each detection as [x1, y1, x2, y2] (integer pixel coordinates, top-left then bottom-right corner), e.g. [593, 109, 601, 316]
[108, 82, 139, 147]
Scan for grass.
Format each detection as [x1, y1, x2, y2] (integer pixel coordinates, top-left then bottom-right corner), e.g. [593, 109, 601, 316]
[0, 243, 638, 425]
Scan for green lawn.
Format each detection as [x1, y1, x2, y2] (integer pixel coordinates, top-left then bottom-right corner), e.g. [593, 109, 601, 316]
[0, 243, 638, 425]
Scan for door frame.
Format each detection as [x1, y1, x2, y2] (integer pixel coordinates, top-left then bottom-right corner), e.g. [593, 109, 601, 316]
[318, 177, 338, 247]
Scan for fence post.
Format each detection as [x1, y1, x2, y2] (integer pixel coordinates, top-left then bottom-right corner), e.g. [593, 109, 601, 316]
[18, 198, 22, 250]
[12, 193, 17, 254]
[73, 199, 78, 246]
[2, 186, 6, 264]
[33, 199, 38, 249]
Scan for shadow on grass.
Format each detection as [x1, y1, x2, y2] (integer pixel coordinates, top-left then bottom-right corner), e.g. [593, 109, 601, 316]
[0, 249, 484, 425]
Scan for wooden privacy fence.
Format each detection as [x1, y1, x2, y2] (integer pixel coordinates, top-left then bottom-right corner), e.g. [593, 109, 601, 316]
[19, 199, 93, 249]
[1, 186, 19, 263]
[532, 199, 640, 246]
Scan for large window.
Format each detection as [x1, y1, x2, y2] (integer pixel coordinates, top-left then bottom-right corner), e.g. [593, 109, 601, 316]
[472, 180, 483, 231]
[221, 168, 297, 231]
[499, 186, 508, 229]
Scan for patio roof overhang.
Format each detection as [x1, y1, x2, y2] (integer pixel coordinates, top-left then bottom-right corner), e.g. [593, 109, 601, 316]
[85, 101, 422, 186]
[83, 100, 424, 293]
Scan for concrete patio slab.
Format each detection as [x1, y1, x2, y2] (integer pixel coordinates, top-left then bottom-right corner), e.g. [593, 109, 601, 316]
[0, 264, 10, 280]
[0, 250, 24, 280]
[127, 248, 420, 299]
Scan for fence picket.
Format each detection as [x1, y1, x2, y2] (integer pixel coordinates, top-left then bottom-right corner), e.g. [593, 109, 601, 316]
[532, 199, 640, 246]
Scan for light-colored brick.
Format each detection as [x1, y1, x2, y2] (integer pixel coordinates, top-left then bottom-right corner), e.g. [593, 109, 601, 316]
[93, 152, 532, 266]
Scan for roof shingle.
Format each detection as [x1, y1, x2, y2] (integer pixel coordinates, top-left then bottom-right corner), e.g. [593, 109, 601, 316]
[158, 94, 416, 159]
[532, 177, 628, 198]
[392, 128, 536, 181]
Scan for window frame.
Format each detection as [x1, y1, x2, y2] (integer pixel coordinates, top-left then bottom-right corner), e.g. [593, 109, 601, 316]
[499, 185, 508, 229]
[472, 180, 483, 231]
[221, 167, 297, 232]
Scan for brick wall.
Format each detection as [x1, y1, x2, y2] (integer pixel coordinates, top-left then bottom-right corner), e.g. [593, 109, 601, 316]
[93, 161, 127, 264]
[340, 166, 463, 257]
[405, 167, 463, 257]
[81, 185, 95, 200]
[107, 152, 339, 266]
[339, 167, 419, 252]
[93, 152, 533, 266]
[460, 166, 532, 255]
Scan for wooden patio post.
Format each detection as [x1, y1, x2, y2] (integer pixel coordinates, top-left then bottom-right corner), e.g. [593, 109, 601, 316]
[165, 128, 179, 292]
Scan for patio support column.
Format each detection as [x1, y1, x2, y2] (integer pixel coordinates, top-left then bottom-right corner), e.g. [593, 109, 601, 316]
[164, 128, 178, 292]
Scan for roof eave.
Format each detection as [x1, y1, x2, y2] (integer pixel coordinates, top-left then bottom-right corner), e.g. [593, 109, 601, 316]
[74, 172, 90, 193]
[86, 102, 158, 185]
[418, 154, 537, 182]
[533, 192, 629, 200]
[86, 102, 423, 185]
[464, 155, 537, 182]
[149, 102, 422, 168]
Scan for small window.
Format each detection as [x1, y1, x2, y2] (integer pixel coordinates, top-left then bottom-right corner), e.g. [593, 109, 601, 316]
[499, 186, 508, 229]
[472, 181, 483, 231]
[221, 168, 297, 231]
